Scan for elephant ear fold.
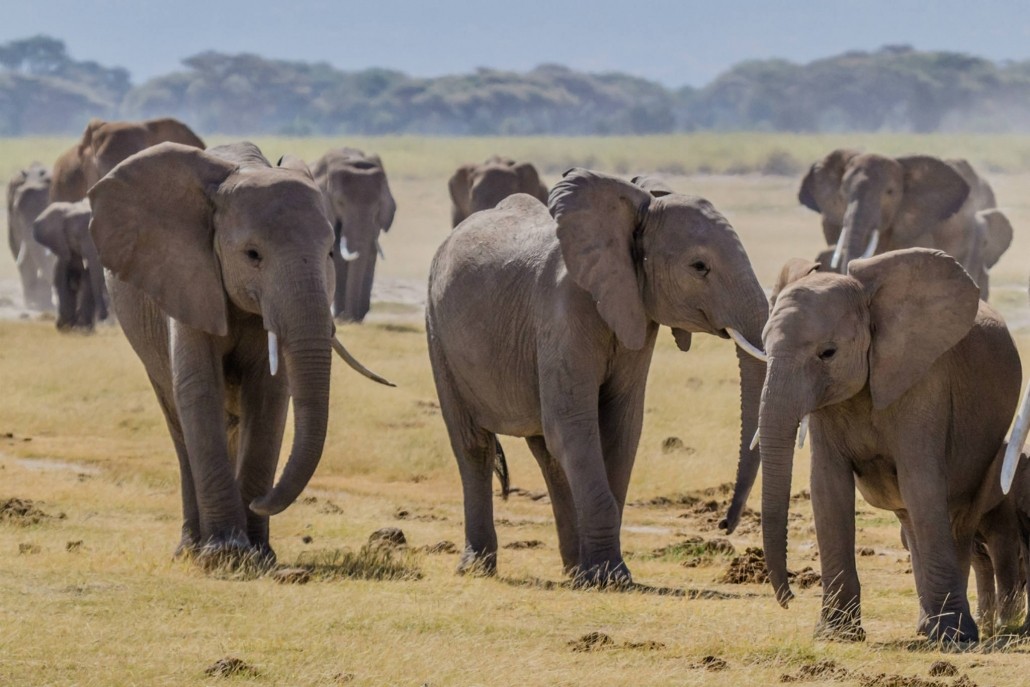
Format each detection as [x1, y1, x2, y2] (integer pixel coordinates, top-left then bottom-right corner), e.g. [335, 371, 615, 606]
[849, 248, 980, 410]
[798, 149, 857, 215]
[88, 142, 237, 337]
[892, 156, 970, 243]
[32, 204, 73, 261]
[277, 154, 314, 180]
[631, 175, 675, 197]
[549, 168, 652, 350]
[513, 162, 541, 195]
[448, 164, 474, 209]
[771, 258, 820, 309]
[977, 209, 1013, 268]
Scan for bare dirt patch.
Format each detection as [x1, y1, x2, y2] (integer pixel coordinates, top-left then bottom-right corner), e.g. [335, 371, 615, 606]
[721, 547, 821, 588]
[0, 497, 54, 525]
[205, 656, 259, 678]
[503, 539, 544, 550]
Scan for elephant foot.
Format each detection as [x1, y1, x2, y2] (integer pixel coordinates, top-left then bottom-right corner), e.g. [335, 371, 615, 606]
[191, 532, 267, 572]
[814, 618, 866, 642]
[456, 547, 497, 577]
[571, 559, 632, 589]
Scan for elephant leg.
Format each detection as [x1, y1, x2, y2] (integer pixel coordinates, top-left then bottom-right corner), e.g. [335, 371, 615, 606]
[899, 515, 933, 635]
[810, 444, 864, 641]
[76, 267, 97, 330]
[598, 387, 645, 515]
[525, 435, 579, 574]
[980, 504, 1025, 631]
[54, 261, 76, 330]
[971, 535, 998, 634]
[149, 375, 201, 556]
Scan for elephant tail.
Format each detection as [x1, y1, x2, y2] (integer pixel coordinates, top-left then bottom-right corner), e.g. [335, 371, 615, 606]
[493, 435, 510, 500]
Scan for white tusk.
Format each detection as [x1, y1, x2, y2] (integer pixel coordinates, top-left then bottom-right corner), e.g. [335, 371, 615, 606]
[1002, 384, 1030, 494]
[339, 236, 360, 262]
[376, 237, 385, 260]
[829, 241, 844, 270]
[332, 336, 396, 387]
[268, 331, 279, 376]
[797, 415, 809, 449]
[860, 230, 879, 259]
[726, 327, 767, 362]
[750, 429, 760, 451]
[15, 242, 27, 267]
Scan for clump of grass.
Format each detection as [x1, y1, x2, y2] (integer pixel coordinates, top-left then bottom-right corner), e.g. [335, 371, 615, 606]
[295, 546, 422, 582]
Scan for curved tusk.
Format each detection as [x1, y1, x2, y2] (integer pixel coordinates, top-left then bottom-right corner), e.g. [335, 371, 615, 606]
[860, 229, 879, 259]
[268, 331, 279, 376]
[726, 327, 767, 362]
[797, 415, 809, 449]
[332, 336, 396, 387]
[829, 241, 845, 270]
[15, 241, 27, 267]
[750, 428, 760, 451]
[1002, 384, 1030, 494]
[339, 236, 360, 262]
[376, 237, 385, 260]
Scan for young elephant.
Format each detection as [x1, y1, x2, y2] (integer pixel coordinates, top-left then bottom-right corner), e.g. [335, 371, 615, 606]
[428, 169, 768, 584]
[88, 141, 390, 562]
[758, 249, 1021, 643]
[448, 156, 548, 227]
[7, 163, 56, 311]
[33, 200, 108, 331]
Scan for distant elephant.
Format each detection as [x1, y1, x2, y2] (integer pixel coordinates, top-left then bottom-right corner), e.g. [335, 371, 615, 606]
[758, 248, 1021, 643]
[448, 156, 549, 227]
[88, 141, 390, 562]
[311, 147, 396, 322]
[51, 116, 204, 202]
[799, 150, 1012, 298]
[427, 169, 768, 584]
[6, 163, 56, 310]
[33, 199, 107, 330]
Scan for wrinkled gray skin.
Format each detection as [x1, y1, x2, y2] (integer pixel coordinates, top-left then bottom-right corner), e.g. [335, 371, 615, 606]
[7, 163, 56, 311]
[448, 156, 549, 227]
[759, 249, 1021, 643]
[311, 147, 396, 323]
[33, 200, 107, 331]
[89, 141, 337, 562]
[427, 169, 768, 584]
[800, 150, 1012, 299]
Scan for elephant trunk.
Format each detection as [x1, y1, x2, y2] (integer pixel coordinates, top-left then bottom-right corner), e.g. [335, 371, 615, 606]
[249, 284, 333, 516]
[344, 244, 376, 323]
[835, 196, 880, 272]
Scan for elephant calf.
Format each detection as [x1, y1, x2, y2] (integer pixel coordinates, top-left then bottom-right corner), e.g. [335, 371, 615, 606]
[7, 163, 55, 311]
[448, 156, 549, 227]
[428, 169, 768, 584]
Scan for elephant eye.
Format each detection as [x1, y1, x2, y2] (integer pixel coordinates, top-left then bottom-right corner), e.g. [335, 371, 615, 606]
[690, 260, 710, 276]
[245, 248, 262, 265]
[818, 345, 837, 361]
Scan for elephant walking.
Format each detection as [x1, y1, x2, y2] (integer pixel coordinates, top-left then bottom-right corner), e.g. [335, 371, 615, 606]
[33, 200, 107, 330]
[448, 156, 548, 227]
[6, 163, 55, 311]
[427, 169, 768, 584]
[311, 148, 396, 323]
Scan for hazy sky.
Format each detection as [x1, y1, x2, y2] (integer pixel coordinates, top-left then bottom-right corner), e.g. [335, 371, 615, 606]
[4, 0, 1029, 87]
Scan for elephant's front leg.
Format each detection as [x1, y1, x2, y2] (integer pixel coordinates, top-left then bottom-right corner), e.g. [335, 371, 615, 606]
[525, 436, 579, 574]
[598, 385, 646, 516]
[54, 260, 76, 330]
[810, 440, 864, 641]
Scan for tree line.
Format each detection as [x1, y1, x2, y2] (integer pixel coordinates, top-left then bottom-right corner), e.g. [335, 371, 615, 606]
[2, 36, 1029, 136]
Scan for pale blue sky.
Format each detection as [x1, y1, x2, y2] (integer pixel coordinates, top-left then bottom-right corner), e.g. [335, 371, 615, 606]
[4, 0, 1029, 86]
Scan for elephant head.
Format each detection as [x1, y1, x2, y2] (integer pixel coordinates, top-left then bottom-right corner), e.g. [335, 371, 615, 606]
[311, 148, 396, 322]
[550, 169, 769, 531]
[758, 249, 980, 605]
[449, 156, 548, 227]
[88, 142, 336, 516]
[33, 199, 107, 325]
[8, 163, 52, 257]
[799, 150, 970, 272]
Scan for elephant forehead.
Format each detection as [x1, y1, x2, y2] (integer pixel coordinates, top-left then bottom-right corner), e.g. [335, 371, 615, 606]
[768, 275, 867, 343]
[652, 196, 736, 238]
[218, 176, 331, 233]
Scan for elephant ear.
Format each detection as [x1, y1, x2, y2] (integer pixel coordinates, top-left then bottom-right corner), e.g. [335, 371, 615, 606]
[549, 168, 652, 350]
[771, 258, 820, 309]
[631, 175, 674, 197]
[448, 164, 475, 225]
[32, 204, 73, 261]
[849, 248, 980, 410]
[798, 149, 857, 217]
[671, 328, 692, 352]
[277, 154, 315, 180]
[144, 118, 205, 149]
[891, 156, 970, 244]
[977, 209, 1013, 268]
[514, 162, 541, 196]
[379, 178, 397, 231]
[88, 142, 237, 336]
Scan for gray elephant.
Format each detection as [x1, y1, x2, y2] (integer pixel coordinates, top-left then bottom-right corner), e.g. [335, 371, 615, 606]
[427, 169, 768, 584]
[88, 141, 390, 562]
[311, 147, 396, 323]
[448, 156, 549, 227]
[7, 163, 56, 311]
[33, 200, 107, 331]
[799, 150, 1012, 298]
[757, 249, 1021, 643]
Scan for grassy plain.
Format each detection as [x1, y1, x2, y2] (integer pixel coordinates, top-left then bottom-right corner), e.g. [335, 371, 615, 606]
[0, 135, 1029, 686]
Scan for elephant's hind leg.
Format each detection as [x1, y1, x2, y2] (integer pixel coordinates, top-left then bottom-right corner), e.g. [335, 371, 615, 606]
[526, 436, 579, 575]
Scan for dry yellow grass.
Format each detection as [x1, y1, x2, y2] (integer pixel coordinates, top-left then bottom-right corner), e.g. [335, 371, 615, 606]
[1, 136, 1029, 686]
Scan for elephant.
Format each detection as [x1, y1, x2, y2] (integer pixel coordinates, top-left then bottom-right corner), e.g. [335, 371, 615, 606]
[798, 150, 1012, 298]
[448, 156, 549, 227]
[6, 163, 56, 310]
[757, 248, 1021, 643]
[427, 169, 769, 584]
[311, 147, 396, 323]
[87, 141, 391, 562]
[51, 116, 204, 202]
[33, 199, 107, 330]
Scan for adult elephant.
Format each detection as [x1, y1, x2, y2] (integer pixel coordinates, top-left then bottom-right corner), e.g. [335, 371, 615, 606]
[757, 249, 1021, 643]
[427, 169, 768, 584]
[799, 150, 1012, 298]
[448, 156, 548, 227]
[88, 141, 391, 562]
[7, 163, 56, 310]
[311, 147, 396, 323]
[33, 200, 107, 330]
[51, 117, 205, 202]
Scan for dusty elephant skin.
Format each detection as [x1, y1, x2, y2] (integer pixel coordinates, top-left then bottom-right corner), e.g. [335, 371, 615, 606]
[87, 141, 340, 564]
[799, 150, 1012, 299]
[758, 248, 1021, 644]
[447, 155, 549, 228]
[311, 147, 396, 323]
[427, 168, 768, 585]
[6, 163, 56, 311]
[33, 199, 107, 331]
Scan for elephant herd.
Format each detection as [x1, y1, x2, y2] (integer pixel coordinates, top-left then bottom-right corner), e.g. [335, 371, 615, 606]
[5, 119, 1030, 648]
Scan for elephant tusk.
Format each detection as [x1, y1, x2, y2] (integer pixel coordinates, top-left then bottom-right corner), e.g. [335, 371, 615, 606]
[750, 429, 760, 451]
[332, 336, 396, 387]
[15, 242, 27, 267]
[376, 237, 385, 260]
[339, 236, 360, 262]
[797, 415, 809, 449]
[829, 241, 845, 270]
[1002, 383, 1030, 494]
[268, 331, 279, 376]
[726, 327, 767, 362]
[860, 230, 880, 259]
